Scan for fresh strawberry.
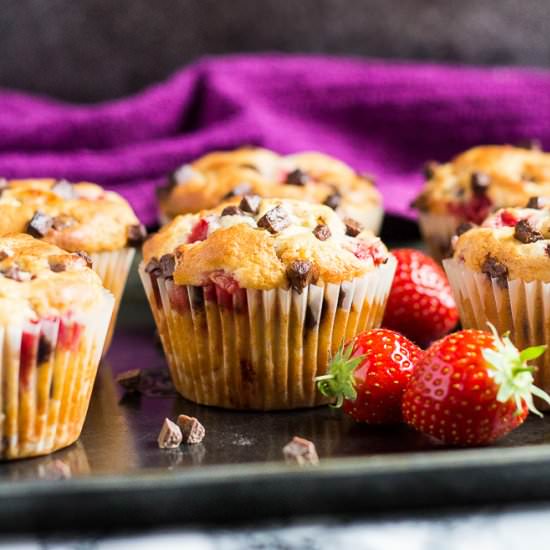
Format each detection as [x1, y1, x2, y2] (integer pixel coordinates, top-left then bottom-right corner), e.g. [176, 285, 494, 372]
[316, 329, 423, 424]
[187, 218, 209, 243]
[382, 248, 458, 347]
[402, 326, 550, 445]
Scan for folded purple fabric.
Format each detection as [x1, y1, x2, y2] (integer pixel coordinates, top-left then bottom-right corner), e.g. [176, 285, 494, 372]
[2, 55, 550, 225]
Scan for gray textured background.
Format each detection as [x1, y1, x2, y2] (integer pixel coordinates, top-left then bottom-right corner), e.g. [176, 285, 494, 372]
[0, 0, 548, 102]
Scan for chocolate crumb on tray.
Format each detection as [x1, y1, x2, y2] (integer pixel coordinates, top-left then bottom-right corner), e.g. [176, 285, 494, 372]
[177, 414, 206, 444]
[282, 436, 319, 466]
[158, 418, 183, 449]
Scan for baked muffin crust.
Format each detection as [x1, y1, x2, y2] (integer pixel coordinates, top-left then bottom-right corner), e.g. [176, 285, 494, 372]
[144, 197, 389, 290]
[0, 179, 143, 253]
[156, 148, 381, 221]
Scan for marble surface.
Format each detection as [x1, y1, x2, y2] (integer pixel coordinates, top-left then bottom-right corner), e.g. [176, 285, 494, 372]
[2, 505, 550, 549]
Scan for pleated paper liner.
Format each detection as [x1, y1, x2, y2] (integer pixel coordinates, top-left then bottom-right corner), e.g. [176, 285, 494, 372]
[418, 212, 462, 262]
[444, 258, 550, 411]
[0, 291, 114, 460]
[140, 257, 396, 410]
[89, 247, 135, 354]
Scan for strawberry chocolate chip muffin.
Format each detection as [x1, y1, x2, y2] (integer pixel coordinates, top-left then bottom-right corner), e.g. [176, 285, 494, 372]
[412, 143, 550, 261]
[0, 234, 114, 459]
[0, 178, 146, 352]
[156, 147, 383, 234]
[140, 197, 395, 410]
[443, 202, 550, 408]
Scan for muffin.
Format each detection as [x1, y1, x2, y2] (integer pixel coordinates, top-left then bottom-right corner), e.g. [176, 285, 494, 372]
[412, 144, 550, 261]
[443, 203, 550, 409]
[0, 234, 114, 459]
[0, 178, 146, 352]
[140, 196, 396, 410]
[156, 147, 383, 234]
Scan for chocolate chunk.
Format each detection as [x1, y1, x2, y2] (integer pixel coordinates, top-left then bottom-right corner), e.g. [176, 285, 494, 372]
[51, 215, 75, 231]
[159, 253, 176, 278]
[0, 248, 13, 261]
[516, 138, 542, 151]
[51, 179, 76, 200]
[285, 169, 309, 186]
[37, 335, 53, 364]
[286, 260, 319, 293]
[481, 255, 509, 288]
[344, 218, 363, 237]
[526, 196, 542, 209]
[1, 265, 32, 282]
[257, 205, 290, 233]
[545, 244, 550, 258]
[423, 161, 438, 179]
[157, 418, 183, 449]
[471, 171, 491, 196]
[145, 257, 161, 276]
[221, 205, 243, 217]
[177, 414, 206, 444]
[223, 183, 252, 200]
[127, 224, 147, 247]
[282, 436, 319, 466]
[514, 219, 544, 244]
[115, 369, 142, 393]
[26, 211, 53, 238]
[410, 192, 430, 212]
[323, 192, 341, 210]
[48, 259, 66, 273]
[75, 250, 93, 268]
[456, 222, 474, 236]
[313, 224, 331, 241]
[239, 194, 261, 215]
[139, 367, 176, 397]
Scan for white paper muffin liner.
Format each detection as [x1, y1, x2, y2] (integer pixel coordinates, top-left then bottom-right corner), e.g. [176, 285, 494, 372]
[418, 211, 463, 262]
[444, 258, 550, 411]
[139, 256, 396, 410]
[89, 247, 135, 354]
[0, 291, 114, 460]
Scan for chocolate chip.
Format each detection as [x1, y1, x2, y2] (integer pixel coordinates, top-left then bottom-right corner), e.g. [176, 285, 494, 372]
[471, 172, 491, 196]
[481, 255, 508, 288]
[115, 369, 142, 393]
[456, 222, 474, 236]
[257, 205, 290, 233]
[177, 414, 205, 444]
[51, 215, 75, 231]
[157, 418, 182, 449]
[75, 250, 93, 268]
[323, 192, 341, 210]
[26, 211, 53, 238]
[37, 335, 53, 364]
[159, 253, 176, 278]
[1, 265, 32, 282]
[145, 257, 161, 276]
[344, 218, 363, 237]
[223, 183, 252, 200]
[48, 261, 66, 273]
[285, 169, 309, 186]
[423, 161, 438, 179]
[526, 197, 541, 209]
[516, 138, 542, 151]
[313, 224, 331, 241]
[221, 205, 243, 217]
[286, 260, 319, 293]
[239, 194, 261, 215]
[51, 179, 76, 200]
[410, 192, 430, 212]
[127, 224, 147, 247]
[514, 219, 544, 244]
[282, 436, 319, 466]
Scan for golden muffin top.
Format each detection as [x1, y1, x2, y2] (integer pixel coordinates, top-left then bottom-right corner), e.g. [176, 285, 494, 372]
[0, 234, 110, 323]
[412, 144, 550, 223]
[156, 147, 381, 222]
[0, 178, 145, 253]
[144, 197, 389, 291]
[451, 201, 550, 283]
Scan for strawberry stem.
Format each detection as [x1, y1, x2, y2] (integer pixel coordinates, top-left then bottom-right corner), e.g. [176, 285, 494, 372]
[482, 323, 550, 417]
[315, 343, 365, 408]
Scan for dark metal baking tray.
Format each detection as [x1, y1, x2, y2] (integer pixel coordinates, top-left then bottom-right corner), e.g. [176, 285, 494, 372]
[2, 228, 550, 534]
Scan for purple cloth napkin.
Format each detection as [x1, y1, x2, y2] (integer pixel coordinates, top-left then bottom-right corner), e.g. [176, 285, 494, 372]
[2, 54, 550, 226]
